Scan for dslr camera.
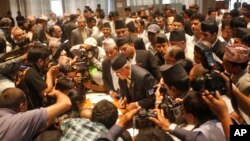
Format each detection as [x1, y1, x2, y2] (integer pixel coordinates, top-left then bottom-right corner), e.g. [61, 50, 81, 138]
[191, 41, 226, 94]
[134, 108, 157, 129]
[159, 96, 183, 123]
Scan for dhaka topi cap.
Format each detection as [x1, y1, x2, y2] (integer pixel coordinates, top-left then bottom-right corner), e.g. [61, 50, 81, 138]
[116, 36, 133, 48]
[223, 44, 249, 63]
[127, 21, 137, 32]
[111, 53, 128, 71]
[161, 63, 188, 86]
[156, 33, 168, 44]
[115, 19, 126, 29]
[169, 30, 186, 42]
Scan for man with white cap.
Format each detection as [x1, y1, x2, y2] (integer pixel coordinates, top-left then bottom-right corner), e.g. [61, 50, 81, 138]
[70, 37, 105, 86]
[102, 38, 120, 100]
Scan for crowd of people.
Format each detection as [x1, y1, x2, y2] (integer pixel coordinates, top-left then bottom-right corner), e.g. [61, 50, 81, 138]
[0, 2, 250, 141]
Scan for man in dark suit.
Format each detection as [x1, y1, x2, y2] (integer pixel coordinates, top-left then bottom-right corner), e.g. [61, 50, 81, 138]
[70, 16, 91, 47]
[114, 19, 145, 50]
[201, 19, 227, 61]
[116, 36, 162, 81]
[64, 14, 77, 43]
[111, 53, 158, 110]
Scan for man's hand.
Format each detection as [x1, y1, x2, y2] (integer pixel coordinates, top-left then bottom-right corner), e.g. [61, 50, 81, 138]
[202, 90, 229, 120]
[155, 79, 164, 103]
[117, 107, 140, 128]
[148, 109, 170, 132]
[118, 97, 127, 109]
[48, 65, 59, 73]
[126, 102, 138, 111]
[110, 91, 119, 101]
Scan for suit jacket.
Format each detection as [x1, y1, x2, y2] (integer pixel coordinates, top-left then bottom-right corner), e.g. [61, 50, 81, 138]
[135, 50, 162, 81]
[102, 59, 114, 93]
[131, 36, 146, 50]
[64, 21, 77, 40]
[212, 40, 227, 60]
[70, 28, 91, 47]
[119, 65, 158, 109]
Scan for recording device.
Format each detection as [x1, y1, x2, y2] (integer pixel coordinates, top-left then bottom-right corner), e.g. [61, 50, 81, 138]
[159, 95, 183, 123]
[152, 84, 183, 123]
[80, 45, 98, 65]
[191, 41, 226, 94]
[134, 108, 157, 129]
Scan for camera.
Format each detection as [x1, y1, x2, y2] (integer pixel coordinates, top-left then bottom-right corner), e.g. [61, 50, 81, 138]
[191, 71, 227, 94]
[148, 84, 168, 96]
[80, 46, 98, 62]
[134, 108, 157, 129]
[159, 96, 183, 123]
[191, 41, 227, 94]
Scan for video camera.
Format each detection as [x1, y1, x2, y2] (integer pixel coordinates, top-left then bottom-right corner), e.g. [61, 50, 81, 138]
[191, 41, 226, 94]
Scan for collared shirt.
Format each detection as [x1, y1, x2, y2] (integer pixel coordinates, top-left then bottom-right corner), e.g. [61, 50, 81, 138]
[60, 118, 123, 141]
[218, 35, 234, 47]
[129, 53, 136, 65]
[110, 67, 120, 91]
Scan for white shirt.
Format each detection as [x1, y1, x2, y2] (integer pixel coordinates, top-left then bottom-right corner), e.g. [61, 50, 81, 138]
[110, 67, 120, 91]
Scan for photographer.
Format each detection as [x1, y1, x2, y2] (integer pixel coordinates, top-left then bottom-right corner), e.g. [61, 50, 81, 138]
[70, 37, 106, 86]
[202, 72, 250, 140]
[149, 90, 226, 141]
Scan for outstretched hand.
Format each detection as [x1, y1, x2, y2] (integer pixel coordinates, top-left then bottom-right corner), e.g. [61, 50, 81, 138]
[202, 90, 228, 120]
[117, 107, 140, 128]
[148, 109, 170, 132]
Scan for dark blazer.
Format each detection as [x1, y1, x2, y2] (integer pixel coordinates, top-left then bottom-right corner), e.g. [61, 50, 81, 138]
[131, 36, 146, 50]
[136, 50, 162, 81]
[212, 40, 227, 60]
[119, 65, 158, 109]
[102, 59, 114, 93]
[64, 21, 77, 41]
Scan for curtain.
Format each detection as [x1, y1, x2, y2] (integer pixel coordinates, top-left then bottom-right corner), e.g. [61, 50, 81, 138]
[9, 0, 113, 19]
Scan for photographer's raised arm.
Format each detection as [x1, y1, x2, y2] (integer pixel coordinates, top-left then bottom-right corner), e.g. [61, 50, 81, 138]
[42, 65, 59, 95]
[219, 72, 250, 117]
[97, 107, 140, 141]
[149, 109, 209, 141]
[232, 85, 250, 117]
[45, 90, 72, 126]
[202, 90, 232, 140]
